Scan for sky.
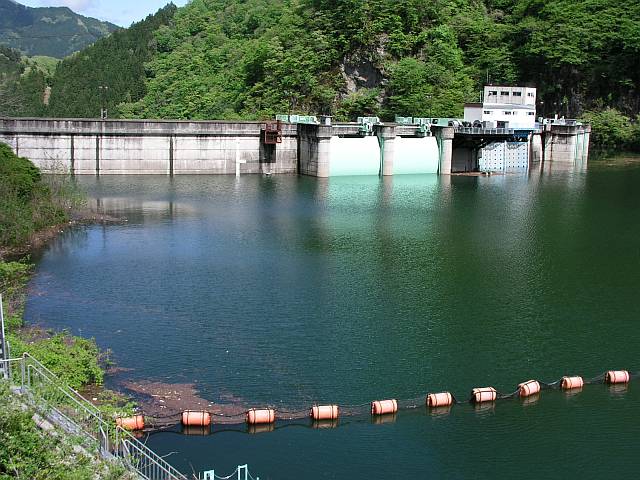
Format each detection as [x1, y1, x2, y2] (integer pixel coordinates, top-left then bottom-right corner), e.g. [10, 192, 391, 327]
[17, 0, 191, 27]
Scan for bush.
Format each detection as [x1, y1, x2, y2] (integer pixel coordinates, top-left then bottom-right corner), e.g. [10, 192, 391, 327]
[0, 143, 41, 199]
[0, 143, 77, 247]
[1, 259, 104, 390]
[581, 108, 636, 150]
[0, 260, 32, 329]
[9, 333, 105, 390]
[0, 381, 127, 479]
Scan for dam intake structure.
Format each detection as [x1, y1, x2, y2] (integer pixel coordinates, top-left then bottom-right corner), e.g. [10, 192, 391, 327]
[0, 116, 590, 176]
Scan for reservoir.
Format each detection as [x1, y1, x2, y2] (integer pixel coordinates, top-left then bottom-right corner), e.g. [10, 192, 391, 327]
[24, 157, 640, 478]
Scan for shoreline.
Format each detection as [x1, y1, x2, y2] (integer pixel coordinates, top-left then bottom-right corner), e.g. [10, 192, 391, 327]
[0, 210, 124, 261]
[2, 208, 236, 424]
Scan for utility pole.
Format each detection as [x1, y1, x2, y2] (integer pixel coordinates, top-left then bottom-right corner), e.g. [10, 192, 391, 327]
[98, 85, 109, 119]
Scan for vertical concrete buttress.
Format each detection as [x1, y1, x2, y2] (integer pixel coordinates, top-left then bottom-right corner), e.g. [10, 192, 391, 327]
[378, 125, 396, 176]
[70, 135, 75, 174]
[436, 127, 454, 174]
[530, 132, 543, 164]
[95, 135, 100, 174]
[316, 125, 333, 178]
[583, 125, 591, 163]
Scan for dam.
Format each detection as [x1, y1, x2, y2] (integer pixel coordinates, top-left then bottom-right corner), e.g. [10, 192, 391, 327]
[0, 117, 590, 175]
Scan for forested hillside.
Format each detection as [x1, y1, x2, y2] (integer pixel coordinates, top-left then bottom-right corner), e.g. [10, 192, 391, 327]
[117, 0, 640, 122]
[0, 0, 118, 58]
[0, 44, 50, 117]
[2, 0, 639, 137]
[47, 4, 177, 118]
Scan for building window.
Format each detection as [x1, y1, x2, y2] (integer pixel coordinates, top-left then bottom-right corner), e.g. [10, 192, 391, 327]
[501, 91, 510, 96]
[527, 92, 534, 97]
[527, 112, 535, 116]
[512, 92, 522, 97]
[483, 110, 492, 114]
[505, 111, 512, 115]
[488, 90, 497, 96]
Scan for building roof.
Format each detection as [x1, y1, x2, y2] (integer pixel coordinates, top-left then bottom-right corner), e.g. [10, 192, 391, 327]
[482, 103, 536, 110]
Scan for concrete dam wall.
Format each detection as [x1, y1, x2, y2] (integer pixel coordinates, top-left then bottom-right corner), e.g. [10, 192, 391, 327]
[0, 117, 589, 176]
[0, 118, 298, 175]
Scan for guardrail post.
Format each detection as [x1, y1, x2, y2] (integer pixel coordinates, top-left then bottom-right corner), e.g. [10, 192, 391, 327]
[239, 464, 248, 480]
[20, 355, 26, 393]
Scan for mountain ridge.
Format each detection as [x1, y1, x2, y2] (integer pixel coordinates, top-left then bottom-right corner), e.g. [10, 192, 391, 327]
[0, 0, 118, 58]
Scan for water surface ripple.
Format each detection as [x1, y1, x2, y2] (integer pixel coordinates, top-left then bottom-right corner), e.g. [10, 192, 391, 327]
[25, 161, 640, 478]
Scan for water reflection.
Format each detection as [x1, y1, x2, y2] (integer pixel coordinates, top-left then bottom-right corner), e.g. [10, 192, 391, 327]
[247, 423, 275, 435]
[311, 419, 339, 430]
[370, 413, 397, 425]
[427, 405, 452, 417]
[521, 393, 541, 407]
[181, 425, 210, 436]
[25, 165, 640, 478]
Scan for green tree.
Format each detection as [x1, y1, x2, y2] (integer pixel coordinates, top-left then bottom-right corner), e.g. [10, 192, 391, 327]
[581, 108, 634, 150]
[47, 4, 177, 118]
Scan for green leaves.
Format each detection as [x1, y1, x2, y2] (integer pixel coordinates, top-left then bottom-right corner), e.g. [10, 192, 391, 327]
[0, 382, 123, 479]
[581, 108, 639, 150]
[5, 0, 640, 125]
[0, 144, 71, 247]
[45, 4, 177, 119]
[9, 333, 104, 389]
[385, 25, 474, 118]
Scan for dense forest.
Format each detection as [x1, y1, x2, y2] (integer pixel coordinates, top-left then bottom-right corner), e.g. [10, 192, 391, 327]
[1, 0, 639, 147]
[0, 44, 51, 117]
[118, 0, 640, 122]
[46, 4, 177, 118]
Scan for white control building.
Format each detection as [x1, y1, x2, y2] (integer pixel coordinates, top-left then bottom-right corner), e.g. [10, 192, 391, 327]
[464, 86, 537, 129]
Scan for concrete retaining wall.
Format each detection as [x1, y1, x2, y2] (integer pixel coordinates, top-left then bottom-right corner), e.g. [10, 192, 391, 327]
[0, 118, 298, 175]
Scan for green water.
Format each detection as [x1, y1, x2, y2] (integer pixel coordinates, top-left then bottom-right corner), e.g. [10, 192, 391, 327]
[24, 157, 640, 478]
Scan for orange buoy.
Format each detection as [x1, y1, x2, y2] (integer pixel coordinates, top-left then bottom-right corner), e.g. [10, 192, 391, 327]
[426, 392, 453, 408]
[518, 380, 541, 397]
[371, 399, 398, 415]
[561, 376, 584, 390]
[310, 405, 339, 421]
[246, 408, 275, 425]
[116, 415, 144, 431]
[606, 370, 629, 384]
[471, 387, 497, 404]
[181, 410, 211, 427]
